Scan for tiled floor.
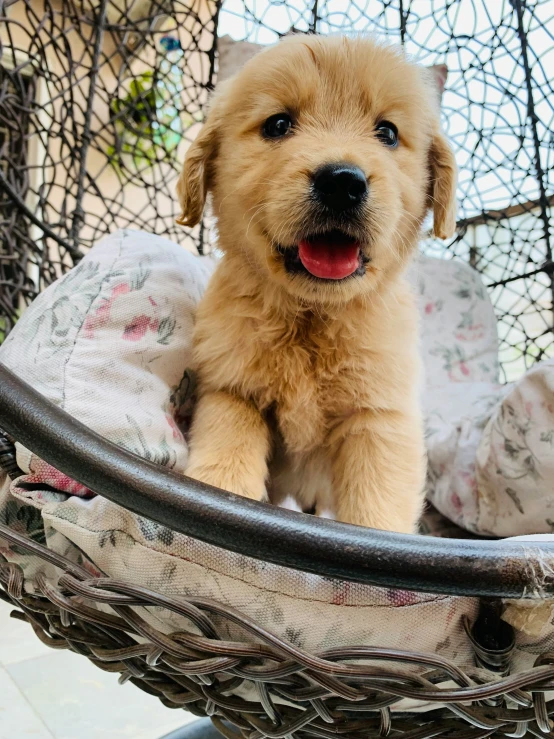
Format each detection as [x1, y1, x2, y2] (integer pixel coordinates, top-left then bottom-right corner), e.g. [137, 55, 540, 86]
[0, 600, 195, 739]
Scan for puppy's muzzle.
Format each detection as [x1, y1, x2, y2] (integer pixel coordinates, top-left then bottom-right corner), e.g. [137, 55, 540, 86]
[312, 163, 368, 213]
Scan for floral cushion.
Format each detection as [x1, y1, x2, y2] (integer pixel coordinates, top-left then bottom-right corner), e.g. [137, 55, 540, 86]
[475, 359, 554, 537]
[408, 256, 499, 387]
[408, 257, 510, 537]
[1, 465, 479, 713]
[413, 257, 554, 537]
[0, 232, 508, 531]
[424, 381, 508, 532]
[422, 350, 554, 538]
[1, 228, 544, 540]
[0, 229, 216, 476]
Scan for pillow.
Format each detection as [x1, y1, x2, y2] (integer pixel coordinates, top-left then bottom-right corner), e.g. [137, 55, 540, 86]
[475, 358, 554, 537]
[423, 355, 554, 538]
[408, 256, 509, 536]
[2, 461, 479, 714]
[0, 229, 216, 477]
[6, 232, 552, 705]
[0, 225, 503, 536]
[409, 255, 499, 386]
[423, 380, 509, 533]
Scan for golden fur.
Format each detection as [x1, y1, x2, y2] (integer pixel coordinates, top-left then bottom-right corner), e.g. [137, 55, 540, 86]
[176, 35, 457, 532]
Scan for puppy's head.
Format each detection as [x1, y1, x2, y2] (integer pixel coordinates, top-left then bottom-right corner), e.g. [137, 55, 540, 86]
[177, 35, 457, 304]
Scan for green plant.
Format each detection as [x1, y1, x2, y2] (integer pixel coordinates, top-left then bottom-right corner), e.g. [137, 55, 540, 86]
[109, 72, 174, 167]
[108, 70, 197, 169]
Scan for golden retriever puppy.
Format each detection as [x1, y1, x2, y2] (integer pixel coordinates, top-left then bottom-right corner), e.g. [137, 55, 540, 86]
[177, 34, 457, 532]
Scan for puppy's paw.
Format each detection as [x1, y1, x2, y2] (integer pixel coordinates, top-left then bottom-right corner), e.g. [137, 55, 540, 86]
[184, 463, 268, 502]
[278, 495, 303, 513]
[317, 508, 335, 520]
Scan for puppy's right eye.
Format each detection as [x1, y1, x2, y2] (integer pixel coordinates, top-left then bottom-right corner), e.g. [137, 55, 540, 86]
[262, 113, 293, 139]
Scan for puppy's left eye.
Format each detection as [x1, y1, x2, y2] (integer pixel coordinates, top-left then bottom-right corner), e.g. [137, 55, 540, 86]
[263, 113, 293, 139]
[375, 121, 398, 148]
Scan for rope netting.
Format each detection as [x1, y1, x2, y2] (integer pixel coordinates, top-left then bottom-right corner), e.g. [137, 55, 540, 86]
[0, 0, 552, 380]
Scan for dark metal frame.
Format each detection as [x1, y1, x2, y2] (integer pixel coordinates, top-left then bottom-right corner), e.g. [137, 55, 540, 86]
[2, 363, 554, 599]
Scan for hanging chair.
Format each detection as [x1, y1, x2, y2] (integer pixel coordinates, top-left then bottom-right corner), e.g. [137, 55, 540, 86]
[0, 1, 553, 737]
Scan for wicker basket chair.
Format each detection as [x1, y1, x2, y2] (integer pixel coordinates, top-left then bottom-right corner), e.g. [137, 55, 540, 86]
[1, 0, 554, 737]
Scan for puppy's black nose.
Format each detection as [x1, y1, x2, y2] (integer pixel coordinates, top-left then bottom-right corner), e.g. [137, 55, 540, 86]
[312, 163, 368, 212]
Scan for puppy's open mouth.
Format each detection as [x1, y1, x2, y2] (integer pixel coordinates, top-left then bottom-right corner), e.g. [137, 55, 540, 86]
[277, 230, 368, 281]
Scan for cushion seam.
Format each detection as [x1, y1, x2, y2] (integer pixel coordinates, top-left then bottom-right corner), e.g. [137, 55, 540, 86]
[43, 514, 458, 609]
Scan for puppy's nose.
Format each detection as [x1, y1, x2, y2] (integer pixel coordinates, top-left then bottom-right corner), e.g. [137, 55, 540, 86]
[312, 163, 368, 212]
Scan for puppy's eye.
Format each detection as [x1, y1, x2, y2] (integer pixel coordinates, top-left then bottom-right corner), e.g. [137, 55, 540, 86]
[375, 121, 398, 148]
[263, 113, 293, 139]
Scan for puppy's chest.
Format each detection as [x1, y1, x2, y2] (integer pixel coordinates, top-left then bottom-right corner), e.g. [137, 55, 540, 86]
[249, 325, 359, 451]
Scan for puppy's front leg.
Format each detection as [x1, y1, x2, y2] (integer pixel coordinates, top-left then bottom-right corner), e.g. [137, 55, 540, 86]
[329, 411, 426, 533]
[185, 391, 270, 501]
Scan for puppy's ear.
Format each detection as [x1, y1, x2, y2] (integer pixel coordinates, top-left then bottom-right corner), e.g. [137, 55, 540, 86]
[176, 91, 225, 228]
[428, 126, 457, 240]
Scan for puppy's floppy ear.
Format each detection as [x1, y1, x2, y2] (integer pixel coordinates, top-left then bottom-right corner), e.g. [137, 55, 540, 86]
[176, 91, 226, 228]
[428, 125, 458, 240]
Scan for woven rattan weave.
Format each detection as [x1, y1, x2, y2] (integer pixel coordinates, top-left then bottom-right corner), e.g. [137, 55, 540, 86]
[2, 524, 554, 739]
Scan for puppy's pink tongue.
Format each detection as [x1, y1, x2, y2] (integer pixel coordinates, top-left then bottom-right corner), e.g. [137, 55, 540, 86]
[298, 239, 360, 280]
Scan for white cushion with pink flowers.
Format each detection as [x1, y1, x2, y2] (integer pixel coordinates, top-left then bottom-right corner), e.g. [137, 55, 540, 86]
[409, 255, 500, 387]
[412, 256, 554, 538]
[475, 358, 554, 537]
[0, 232, 509, 539]
[408, 256, 507, 534]
[0, 228, 217, 478]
